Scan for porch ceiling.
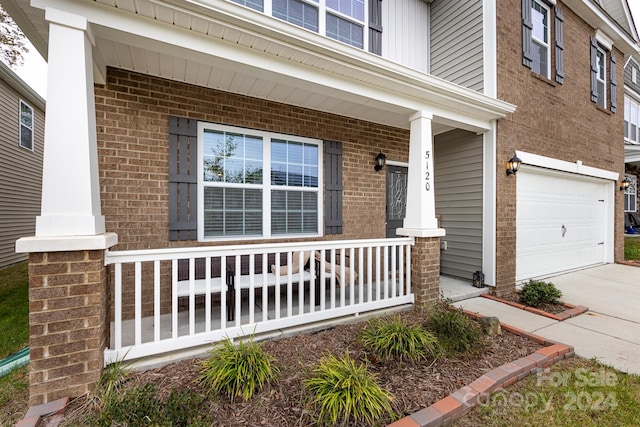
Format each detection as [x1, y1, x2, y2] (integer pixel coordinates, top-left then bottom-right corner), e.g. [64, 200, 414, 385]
[8, 0, 516, 132]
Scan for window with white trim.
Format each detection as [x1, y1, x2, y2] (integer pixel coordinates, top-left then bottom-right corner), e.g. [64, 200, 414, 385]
[231, 0, 367, 50]
[625, 96, 640, 143]
[198, 123, 322, 240]
[624, 174, 637, 213]
[19, 100, 34, 151]
[531, 0, 551, 78]
[595, 44, 607, 108]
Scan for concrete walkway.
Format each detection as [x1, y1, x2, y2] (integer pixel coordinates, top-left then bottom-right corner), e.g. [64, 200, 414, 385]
[454, 264, 640, 376]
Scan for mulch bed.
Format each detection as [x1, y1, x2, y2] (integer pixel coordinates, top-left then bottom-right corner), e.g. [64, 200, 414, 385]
[61, 309, 544, 426]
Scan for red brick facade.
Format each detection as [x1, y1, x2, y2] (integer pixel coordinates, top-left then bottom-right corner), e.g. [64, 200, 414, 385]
[495, 1, 625, 295]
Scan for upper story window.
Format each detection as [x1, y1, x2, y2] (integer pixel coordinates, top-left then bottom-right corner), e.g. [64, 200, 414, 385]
[625, 96, 640, 143]
[522, 0, 564, 84]
[531, 0, 550, 78]
[231, 0, 377, 52]
[633, 67, 638, 84]
[19, 100, 34, 151]
[624, 174, 637, 213]
[198, 123, 322, 240]
[590, 33, 617, 113]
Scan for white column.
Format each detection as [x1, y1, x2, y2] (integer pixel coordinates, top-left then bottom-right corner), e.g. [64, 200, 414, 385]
[35, 8, 104, 237]
[397, 111, 445, 238]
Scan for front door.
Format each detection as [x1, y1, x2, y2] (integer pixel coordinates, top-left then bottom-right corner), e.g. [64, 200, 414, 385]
[386, 165, 408, 238]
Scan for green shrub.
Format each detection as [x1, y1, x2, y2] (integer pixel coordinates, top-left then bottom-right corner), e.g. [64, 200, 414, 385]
[426, 302, 483, 354]
[198, 336, 279, 401]
[518, 280, 562, 307]
[304, 351, 393, 426]
[164, 387, 209, 426]
[358, 315, 439, 362]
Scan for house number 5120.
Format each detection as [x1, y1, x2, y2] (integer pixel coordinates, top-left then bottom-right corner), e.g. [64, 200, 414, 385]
[424, 150, 431, 191]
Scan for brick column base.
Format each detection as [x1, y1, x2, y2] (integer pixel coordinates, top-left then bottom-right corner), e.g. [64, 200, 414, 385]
[27, 250, 108, 406]
[411, 237, 441, 308]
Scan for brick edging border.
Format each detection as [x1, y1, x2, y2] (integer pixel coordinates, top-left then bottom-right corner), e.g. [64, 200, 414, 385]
[387, 312, 575, 427]
[479, 294, 588, 321]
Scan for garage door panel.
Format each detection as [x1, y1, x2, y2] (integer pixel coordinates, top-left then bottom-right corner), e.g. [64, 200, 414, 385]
[516, 168, 610, 281]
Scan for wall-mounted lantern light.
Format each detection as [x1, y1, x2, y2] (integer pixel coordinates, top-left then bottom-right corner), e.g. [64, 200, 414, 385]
[620, 177, 631, 191]
[374, 151, 387, 172]
[506, 155, 522, 176]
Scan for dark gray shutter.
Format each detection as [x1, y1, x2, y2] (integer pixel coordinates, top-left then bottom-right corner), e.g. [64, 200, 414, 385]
[554, 7, 564, 84]
[368, 0, 382, 55]
[590, 36, 598, 103]
[522, 0, 533, 68]
[610, 52, 617, 112]
[168, 116, 198, 241]
[324, 140, 343, 235]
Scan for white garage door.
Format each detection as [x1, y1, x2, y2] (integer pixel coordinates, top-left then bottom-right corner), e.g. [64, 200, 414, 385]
[516, 167, 611, 281]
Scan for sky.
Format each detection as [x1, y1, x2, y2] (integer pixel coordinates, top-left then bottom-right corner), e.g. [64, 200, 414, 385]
[7, 2, 640, 100]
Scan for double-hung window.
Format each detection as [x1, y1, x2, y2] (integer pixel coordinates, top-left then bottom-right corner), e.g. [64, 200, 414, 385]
[624, 96, 640, 143]
[19, 100, 34, 151]
[198, 123, 322, 240]
[590, 32, 617, 112]
[624, 174, 637, 213]
[531, 0, 550, 78]
[231, 0, 370, 51]
[522, 0, 564, 84]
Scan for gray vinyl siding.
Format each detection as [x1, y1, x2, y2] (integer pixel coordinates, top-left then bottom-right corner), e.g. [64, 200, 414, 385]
[434, 130, 483, 281]
[0, 68, 45, 269]
[430, 0, 484, 92]
[625, 60, 640, 94]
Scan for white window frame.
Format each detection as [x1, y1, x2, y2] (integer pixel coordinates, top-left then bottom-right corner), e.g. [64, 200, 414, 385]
[625, 95, 640, 144]
[531, 0, 551, 78]
[233, 0, 369, 50]
[19, 99, 34, 151]
[624, 174, 637, 213]
[197, 122, 324, 241]
[633, 67, 638, 84]
[595, 44, 607, 108]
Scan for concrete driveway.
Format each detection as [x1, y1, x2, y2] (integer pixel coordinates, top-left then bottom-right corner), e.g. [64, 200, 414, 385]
[454, 264, 640, 375]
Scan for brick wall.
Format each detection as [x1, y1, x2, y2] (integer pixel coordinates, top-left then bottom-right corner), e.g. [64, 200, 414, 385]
[95, 68, 412, 318]
[410, 237, 441, 306]
[27, 251, 108, 405]
[495, 1, 625, 295]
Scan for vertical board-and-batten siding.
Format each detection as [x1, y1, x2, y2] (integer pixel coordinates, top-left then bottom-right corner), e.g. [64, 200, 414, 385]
[430, 0, 484, 92]
[434, 130, 483, 280]
[624, 60, 640, 94]
[382, 0, 430, 73]
[0, 72, 45, 268]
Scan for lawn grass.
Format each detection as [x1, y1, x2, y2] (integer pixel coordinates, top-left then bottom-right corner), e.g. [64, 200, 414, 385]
[454, 357, 640, 427]
[624, 236, 640, 261]
[0, 262, 29, 359]
[0, 262, 30, 426]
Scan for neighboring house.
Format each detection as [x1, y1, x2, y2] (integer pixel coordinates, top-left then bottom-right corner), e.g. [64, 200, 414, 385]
[624, 55, 640, 226]
[0, 61, 44, 269]
[5, 0, 638, 406]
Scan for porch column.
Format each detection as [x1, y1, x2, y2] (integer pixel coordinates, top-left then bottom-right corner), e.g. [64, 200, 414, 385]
[36, 8, 103, 236]
[397, 111, 445, 307]
[15, 8, 117, 406]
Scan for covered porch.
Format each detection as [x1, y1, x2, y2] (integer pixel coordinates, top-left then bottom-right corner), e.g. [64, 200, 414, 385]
[12, 0, 514, 405]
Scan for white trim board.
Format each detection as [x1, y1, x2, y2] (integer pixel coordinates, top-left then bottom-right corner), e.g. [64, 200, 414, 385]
[515, 150, 619, 181]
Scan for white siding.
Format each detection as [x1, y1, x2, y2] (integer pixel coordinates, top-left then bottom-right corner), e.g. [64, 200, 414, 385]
[430, 0, 484, 92]
[0, 76, 45, 268]
[382, 0, 430, 73]
[434, 130, 483, 280]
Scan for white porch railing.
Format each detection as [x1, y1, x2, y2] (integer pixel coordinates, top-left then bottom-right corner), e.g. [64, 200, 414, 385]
[104, 238, 414, 364]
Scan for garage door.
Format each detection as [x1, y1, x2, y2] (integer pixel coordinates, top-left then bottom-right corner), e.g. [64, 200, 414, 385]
[516, 167, 611, 281]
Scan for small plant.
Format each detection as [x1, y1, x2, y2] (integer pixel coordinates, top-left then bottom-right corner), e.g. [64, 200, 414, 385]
[518, 280, 562, 307]
[97, 382, 162, 426]
[358, 315, 439, 362]
[304, 351, 394, 426]
[426, 302, 483, 354]
[198, 335, 279, 401]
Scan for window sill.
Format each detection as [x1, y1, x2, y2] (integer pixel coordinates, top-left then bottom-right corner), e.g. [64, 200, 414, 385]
[595, 105, 612, 115]
[530, 72, 557, 87]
